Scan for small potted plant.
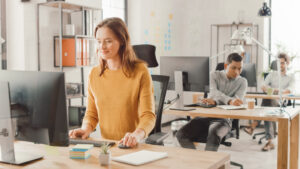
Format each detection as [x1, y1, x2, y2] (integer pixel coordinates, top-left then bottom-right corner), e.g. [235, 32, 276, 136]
[99, 143, 111, 166]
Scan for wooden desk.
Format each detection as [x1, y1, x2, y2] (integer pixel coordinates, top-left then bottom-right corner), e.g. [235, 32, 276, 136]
[245, 94, 300, 100]
[1, 141, 230, 169]
[246, 94, 300, 107]
[193, 93, 300, 107]
[164, 107, 300, 169]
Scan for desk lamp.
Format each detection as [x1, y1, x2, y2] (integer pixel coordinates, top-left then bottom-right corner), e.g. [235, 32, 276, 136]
[232, 27, 286, 115]
[258, 2, 272, 17]
[0, 37, 4, 44]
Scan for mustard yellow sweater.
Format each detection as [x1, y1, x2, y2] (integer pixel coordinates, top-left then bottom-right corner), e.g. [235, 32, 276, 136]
[82, 63, 156, 140]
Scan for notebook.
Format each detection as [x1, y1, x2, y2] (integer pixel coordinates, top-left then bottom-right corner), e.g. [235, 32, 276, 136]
[71, 144, 94, 152]
[112, 150, 168, 165]
[217, 105, 247, 110]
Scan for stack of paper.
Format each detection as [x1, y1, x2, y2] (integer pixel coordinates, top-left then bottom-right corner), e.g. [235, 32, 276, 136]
[217, 105, 247, 110]
[69, 144, 93, 159]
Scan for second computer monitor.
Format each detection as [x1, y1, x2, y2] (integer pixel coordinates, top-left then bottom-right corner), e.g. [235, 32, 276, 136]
[0, 70, 69, 146]
[160, 56, 209, 92]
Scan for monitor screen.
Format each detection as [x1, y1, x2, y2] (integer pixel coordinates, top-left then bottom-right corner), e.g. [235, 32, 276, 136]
[0, 70, 69, 146]
[160, 56, 209, 92]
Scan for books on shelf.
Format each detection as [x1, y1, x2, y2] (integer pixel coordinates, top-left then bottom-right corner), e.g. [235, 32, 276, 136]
[54, 36, 91, 67]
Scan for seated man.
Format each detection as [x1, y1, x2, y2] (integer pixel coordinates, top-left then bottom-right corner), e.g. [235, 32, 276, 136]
[176, 53, 248, 151]
[244, 53, 294, 151]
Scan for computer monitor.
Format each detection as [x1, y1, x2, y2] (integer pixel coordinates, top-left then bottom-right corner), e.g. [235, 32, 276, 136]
[160, 56, 210, 92]
[240, 63, 257, 87]
[0, 70, 69, 147]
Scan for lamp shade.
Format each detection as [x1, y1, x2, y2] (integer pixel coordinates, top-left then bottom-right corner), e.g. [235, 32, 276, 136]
[258, 2, 272, 17]
[133, 44, 159, 68]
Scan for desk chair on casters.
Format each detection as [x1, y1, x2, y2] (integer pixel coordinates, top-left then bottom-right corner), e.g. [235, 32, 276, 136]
[252, 63, 290, 144]
[145, 75, 170, 145]
[192, 118, 243, 169]
[252, 98, 291, 144]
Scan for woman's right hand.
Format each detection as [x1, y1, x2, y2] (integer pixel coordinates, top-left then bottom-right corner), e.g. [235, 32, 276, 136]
[69, 128, 92, 139]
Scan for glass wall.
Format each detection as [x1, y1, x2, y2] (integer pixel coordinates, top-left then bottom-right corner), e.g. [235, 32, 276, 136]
[271, 0, 300, 95]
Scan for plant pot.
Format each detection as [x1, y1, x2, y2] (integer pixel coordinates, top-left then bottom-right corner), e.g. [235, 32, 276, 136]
[99, 152, 111, 166]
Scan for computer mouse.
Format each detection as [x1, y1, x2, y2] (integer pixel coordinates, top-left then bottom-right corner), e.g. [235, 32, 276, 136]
[118, 143, 131, 149]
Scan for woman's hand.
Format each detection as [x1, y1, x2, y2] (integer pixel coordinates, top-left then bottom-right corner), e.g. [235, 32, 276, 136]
[201, 98, 216, 105]
[119, 129, 145, 147]
[69, 126, 93, 139]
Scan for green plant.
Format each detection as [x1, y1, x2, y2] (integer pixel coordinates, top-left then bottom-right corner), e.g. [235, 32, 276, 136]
[100, 143, 110, 154]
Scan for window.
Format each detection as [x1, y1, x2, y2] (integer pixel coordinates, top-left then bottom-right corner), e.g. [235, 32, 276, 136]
[271, 0, 300, 95]
[102, 0, 126, 22]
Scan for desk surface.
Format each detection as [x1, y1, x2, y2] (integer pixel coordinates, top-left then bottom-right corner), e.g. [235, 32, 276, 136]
[164, 107, 300, 169]
[245, 94, 300, 100]
[164, 107, 299, 121]
[192, 92, 300, 102]
[1, 141, 230, 169]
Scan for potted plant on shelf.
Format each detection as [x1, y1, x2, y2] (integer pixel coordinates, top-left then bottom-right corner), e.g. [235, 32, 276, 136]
[99, 143, 111, 166]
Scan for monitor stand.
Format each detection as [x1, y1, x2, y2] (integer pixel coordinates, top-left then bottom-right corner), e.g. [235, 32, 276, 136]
[0, 82, 43, 165]
[171, 71, 195, 111]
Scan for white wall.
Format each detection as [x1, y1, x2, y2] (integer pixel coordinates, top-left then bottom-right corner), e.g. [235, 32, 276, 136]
[6, 0, 26, 70]
[128, 0, 268, 75]
[128, 0, 269, 122]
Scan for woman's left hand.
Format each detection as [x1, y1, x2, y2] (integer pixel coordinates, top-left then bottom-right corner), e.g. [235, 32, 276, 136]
[119, 129, 145, 147]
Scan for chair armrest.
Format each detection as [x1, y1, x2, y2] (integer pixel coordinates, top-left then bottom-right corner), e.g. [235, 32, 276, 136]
[145, 132, 169, 145]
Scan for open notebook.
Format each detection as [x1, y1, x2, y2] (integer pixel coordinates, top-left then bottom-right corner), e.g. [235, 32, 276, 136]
[217, 105, 247, 110]
[112, 150, 168, 165]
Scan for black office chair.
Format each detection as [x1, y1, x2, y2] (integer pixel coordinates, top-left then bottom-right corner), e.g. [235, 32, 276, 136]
[132, 44, 159, 68]
[252, 60, 290, 144]
[145, 75, 170, 145]
[192, 63, 243, 169]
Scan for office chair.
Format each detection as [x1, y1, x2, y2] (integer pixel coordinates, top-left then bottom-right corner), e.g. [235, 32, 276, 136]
[132, 44, 159, 68]
[192, 63, 244, 168]
[145, 75, 170, 145]
[252, 60, 290, 144]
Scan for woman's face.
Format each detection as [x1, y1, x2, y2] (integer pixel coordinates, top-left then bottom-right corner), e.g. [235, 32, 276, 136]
[96, 27, 121, 61]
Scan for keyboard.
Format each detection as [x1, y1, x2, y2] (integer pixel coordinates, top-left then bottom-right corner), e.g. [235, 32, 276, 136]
[184, 103, 216, 108]
[69, 138, 115, 147]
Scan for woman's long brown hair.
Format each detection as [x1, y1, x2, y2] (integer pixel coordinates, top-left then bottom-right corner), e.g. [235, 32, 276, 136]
[94, 17, 143, 77]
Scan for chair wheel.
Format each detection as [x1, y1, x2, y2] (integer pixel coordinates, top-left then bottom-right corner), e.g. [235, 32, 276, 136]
[258, 140, 262, 144]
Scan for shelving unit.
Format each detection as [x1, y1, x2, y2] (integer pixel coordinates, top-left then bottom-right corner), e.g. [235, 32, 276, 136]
[210, 23, 259, 66]
[210, 23, 260, 93]
[37, 1, 101, 109]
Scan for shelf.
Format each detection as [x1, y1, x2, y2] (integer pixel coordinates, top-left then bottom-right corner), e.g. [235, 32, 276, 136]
[211, 23, 259, 27]
[54, 36, 96, 67]
[39, 1, 101, 12]
[223, 43, 258, 46]
[66, 95, 85, 99]
[54, 35, 96, 39]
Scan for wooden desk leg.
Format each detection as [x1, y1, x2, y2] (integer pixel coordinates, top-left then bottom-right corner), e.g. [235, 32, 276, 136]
[277, 119, 289, 169]
[290, 114, 299, 169]
[218, 161, 230, 169]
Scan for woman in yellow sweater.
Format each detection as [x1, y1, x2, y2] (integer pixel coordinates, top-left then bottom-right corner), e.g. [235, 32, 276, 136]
[69, 17, 156, 147]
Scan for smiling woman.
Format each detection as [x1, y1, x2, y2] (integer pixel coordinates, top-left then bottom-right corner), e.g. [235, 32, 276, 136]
[69, 17, 156, 148]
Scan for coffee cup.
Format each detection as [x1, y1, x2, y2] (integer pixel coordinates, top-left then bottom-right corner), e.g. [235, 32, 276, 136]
[247, 99, 255, 109]
[267, 88, 273, 95]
